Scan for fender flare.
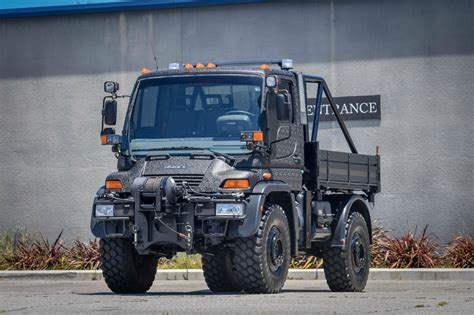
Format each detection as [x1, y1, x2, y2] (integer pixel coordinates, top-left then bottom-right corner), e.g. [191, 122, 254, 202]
[328, 194, 372, 248]
[231, 181, 298, 254]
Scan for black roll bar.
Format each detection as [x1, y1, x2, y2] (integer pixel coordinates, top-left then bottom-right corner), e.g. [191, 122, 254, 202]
[304, 75, 358, 154]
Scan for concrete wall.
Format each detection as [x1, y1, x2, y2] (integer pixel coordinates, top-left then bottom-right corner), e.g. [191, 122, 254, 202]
[1, 0, 472, 242]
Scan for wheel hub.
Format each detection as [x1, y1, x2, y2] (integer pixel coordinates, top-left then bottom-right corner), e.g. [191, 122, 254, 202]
[351, 232, 366, 273]
[267, 226, 284, 273]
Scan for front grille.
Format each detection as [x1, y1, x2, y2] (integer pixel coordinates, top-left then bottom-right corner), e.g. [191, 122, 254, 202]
[160, 174, 204, 188]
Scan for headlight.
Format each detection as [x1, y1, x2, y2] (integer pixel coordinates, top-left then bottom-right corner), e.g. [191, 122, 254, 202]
[95, 204, 114, 217]
[215, 203, 244, 217]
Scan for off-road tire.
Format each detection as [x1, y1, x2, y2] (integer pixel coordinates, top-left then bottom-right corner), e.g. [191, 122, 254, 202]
[323, 212, 370, 292]
[233, 204, 291, 294]
[100, 238, 158, 293]
[202, 249, 242, 292]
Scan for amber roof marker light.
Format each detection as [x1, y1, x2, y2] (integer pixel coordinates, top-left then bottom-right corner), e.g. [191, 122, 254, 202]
[140, 67, 151, 75]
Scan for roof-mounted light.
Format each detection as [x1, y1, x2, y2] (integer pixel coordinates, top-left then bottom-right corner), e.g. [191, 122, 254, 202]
[184, 63, 193, 70]
[169, 63, 180, 70]
[195, 63, 205, 69]
[140, 67, 151, 75]
[281, 59, 293, 70]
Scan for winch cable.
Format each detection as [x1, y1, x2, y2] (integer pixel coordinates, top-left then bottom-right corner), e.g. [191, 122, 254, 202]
[184, 182, 241, 199]
[154, 217, 190, 240]
[104, 193, 133, 202]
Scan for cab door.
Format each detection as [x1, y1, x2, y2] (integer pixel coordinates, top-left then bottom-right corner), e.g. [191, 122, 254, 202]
[265, 76, 305, 188]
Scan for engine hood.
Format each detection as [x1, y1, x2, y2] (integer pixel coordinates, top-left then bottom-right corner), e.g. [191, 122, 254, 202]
[105, 155, 259, 193]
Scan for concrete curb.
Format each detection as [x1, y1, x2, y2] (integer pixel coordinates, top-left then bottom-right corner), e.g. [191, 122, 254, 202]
[1, 269, 472, 281]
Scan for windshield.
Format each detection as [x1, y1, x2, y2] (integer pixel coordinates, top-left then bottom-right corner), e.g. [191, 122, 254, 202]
[129, 75, 263, 155]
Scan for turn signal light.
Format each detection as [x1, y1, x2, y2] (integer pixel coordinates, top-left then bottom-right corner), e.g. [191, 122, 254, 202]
[100, 135, 107, 145]
[262, 172, 272, 180]
[106, 179, 123, 190]
[253, 131, 264, 141]
[140, 67, 151, 75]
[259, 64, 270, 70]
[222, 179, 250, 189]
[195, 63, 205, 69]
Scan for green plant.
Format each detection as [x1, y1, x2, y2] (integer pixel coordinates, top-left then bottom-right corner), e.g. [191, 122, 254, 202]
[441, 235, 473, 268]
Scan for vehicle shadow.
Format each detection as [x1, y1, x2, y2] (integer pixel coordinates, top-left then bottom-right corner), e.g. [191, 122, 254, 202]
[78, 288, 331, 296]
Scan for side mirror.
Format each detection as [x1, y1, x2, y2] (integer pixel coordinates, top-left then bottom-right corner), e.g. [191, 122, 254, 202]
[103, 99, 117, 125]
[104, 81, 119, 93]
[276, 93, 290, 121]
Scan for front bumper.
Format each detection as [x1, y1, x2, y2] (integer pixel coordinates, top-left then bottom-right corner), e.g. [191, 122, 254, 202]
[90, 184, 263, 253]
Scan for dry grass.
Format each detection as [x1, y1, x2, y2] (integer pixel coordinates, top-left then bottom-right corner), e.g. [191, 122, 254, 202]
[441, 235, 473, 268]
[1, 231, 67, 270]
[290, 255, 323, 269]
[0, 230, 100, 270]
[371, 225, 439, 268]
[157, 252, 202, 269]
[1, 226, 472, 270]
[66, 239, 101, 270]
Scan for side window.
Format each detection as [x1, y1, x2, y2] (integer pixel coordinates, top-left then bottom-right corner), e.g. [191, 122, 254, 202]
[138, 86, 158, 128]
[278, 80, 293, 122]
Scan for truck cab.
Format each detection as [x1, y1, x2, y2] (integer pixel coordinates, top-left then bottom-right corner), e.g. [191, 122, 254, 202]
[92, 59, 380, 294]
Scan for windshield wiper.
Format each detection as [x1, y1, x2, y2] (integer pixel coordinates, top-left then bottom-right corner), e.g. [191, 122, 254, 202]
[141, 146, 235, 165]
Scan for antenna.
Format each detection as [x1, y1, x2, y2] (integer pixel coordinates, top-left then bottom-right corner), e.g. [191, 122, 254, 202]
[149, 39, 158, 71]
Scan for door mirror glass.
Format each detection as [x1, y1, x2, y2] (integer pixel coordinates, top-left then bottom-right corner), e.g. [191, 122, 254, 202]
[103, 99, 117, 125]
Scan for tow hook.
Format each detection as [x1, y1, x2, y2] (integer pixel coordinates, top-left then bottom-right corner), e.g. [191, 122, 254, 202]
[132, 225, 140, 246]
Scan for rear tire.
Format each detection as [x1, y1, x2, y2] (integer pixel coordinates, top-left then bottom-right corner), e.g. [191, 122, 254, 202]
[202, 249, 242, 292]
[323, 212, 370, 292]
[233, 204, 291, 294]
[100, 238, 157, 293]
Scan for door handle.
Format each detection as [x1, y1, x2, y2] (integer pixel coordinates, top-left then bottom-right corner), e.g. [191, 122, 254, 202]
[293, 156, 302, 164]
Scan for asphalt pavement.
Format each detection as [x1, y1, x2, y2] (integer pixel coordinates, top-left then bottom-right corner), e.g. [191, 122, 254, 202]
[0, 279, 472, 314]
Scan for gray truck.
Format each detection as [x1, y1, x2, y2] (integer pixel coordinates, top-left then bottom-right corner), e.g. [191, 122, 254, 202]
[91, 59, 381, 294]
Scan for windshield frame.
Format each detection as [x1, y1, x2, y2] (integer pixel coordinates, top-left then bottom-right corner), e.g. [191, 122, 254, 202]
[124, 72, 266, 158]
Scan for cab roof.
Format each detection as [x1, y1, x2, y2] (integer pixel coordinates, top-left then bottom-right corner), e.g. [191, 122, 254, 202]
[137, 59, 296, 80]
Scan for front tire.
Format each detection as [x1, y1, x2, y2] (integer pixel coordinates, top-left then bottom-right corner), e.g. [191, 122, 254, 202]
[233, 204, 291, 294]
[202, 249, 242, 292]
[100, 238, 158, 293]
[323, 212, 371, 292]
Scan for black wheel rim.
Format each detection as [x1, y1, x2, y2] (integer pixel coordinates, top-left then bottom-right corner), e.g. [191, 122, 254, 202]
[267, 226, 285, 273]
[351, 232, 367, 274]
